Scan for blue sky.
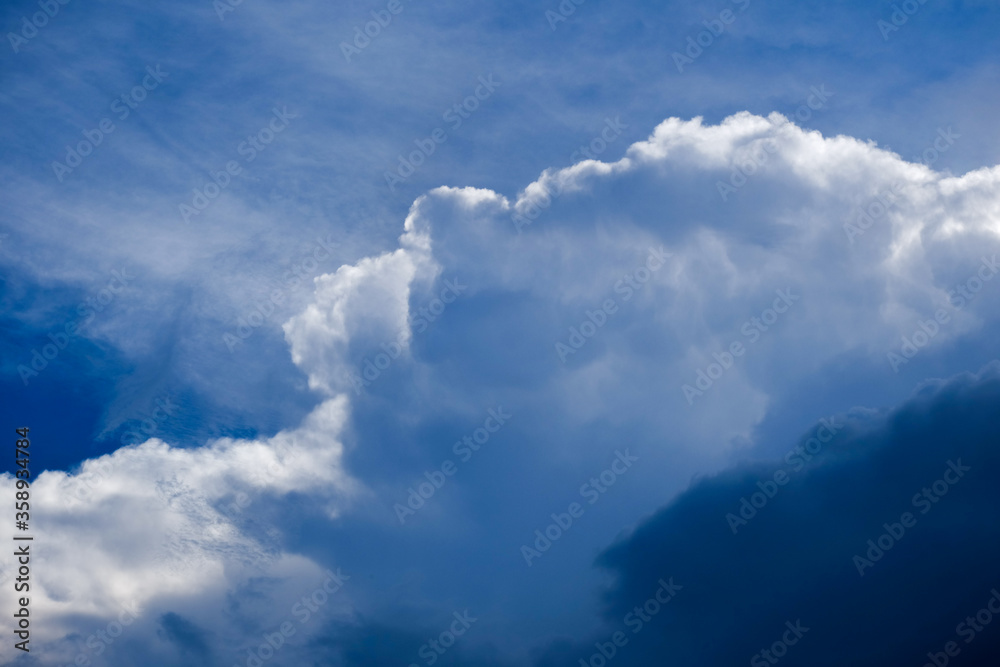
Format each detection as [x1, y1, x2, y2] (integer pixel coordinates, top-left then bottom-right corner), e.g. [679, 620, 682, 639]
[2, 0, 1000, 665]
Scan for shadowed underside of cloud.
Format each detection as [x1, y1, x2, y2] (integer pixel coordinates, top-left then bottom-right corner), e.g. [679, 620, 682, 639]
[572, 361, 1000, 667]
[307, 363, 1000, 667]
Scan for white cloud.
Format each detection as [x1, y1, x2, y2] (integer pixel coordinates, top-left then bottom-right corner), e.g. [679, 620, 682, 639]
[4, 111, 1000, 664]
[282, 204, 439, 396]
[381, 111, 1000, 455]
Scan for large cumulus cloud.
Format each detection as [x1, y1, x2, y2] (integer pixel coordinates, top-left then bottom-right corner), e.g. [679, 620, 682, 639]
[370, 111, 1000, 462]
[4, 111, 1000, 665]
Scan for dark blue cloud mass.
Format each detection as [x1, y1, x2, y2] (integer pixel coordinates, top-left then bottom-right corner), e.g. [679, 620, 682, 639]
[577, 361, 1000, 667]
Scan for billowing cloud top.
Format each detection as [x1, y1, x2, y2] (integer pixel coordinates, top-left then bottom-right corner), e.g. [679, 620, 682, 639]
[3, 111, 1000, 665]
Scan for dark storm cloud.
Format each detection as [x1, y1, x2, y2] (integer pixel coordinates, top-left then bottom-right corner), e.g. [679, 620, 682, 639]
[569, 361, 1000, 667]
